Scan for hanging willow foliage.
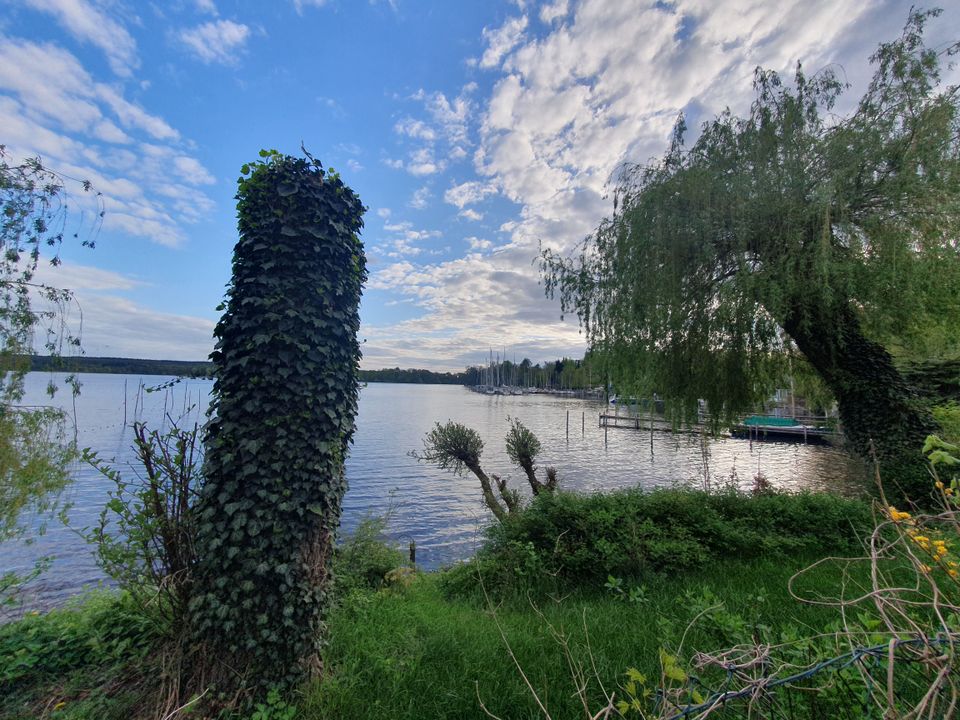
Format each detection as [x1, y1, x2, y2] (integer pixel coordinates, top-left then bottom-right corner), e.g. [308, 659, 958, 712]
[190, 149, 366, 698]
[542, 11, 959, 499]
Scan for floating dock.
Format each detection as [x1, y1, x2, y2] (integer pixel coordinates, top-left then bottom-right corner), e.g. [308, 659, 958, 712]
[598, 412, 835, 444]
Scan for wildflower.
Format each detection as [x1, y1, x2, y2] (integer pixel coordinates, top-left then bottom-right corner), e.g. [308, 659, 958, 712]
[920, 564, 932, 574]
[950, 569, 958, 578]
[888, 507, 913, 523]
[53, 702, 66, 711]
[936, 480, 945, 490]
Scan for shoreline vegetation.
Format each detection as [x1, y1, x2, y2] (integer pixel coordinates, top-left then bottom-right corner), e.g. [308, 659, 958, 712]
[3, 478, 959, 719]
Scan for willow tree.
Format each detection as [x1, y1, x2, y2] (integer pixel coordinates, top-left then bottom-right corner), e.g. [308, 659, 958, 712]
[0, 148, 96, 566]
[191, 149, 366, 697]
[542, 11, 960, 500]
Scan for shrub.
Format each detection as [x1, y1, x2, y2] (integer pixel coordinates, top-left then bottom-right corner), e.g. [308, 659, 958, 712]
[333, 516, 406, 595]
[442, 488, 872, 596]
[82, 420, 200, 628]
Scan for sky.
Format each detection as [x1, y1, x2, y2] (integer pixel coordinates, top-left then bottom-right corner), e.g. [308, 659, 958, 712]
[1, 0, 956, 371]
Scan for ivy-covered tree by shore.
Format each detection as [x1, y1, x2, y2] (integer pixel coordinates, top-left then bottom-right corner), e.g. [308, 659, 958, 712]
[190, 150, 366, 698]
[542, 11, 959, 500]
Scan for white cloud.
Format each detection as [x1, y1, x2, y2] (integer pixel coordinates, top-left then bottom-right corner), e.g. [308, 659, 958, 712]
[466, 237, 492, 250]
[178, 19, 251, 65]
[293, 0, 328, 13]
[480, 15, 528, 69]
[444, 180, 498, 209]
[376, 207, 392, 219]
[195, 0, 218, 15]
[459, 208, 483, 221]
[0, 37, 214, 248]
[406, 147, 440, 176]
[409, 186, 431, 209]
[23, 0, 139, 76]
[347, 158, 364, 172]
[539, 0, 568, 24]
[395, 117, 437, 142]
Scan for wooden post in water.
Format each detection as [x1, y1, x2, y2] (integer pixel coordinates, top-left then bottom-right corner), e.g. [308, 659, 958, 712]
[566, 410, 569, 440]
[582, 411, 585, 437]
[123, 378, 127, 427]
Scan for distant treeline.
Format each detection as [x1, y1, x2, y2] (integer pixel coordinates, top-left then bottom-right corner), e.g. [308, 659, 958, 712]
[27, 355, 618, 389]
[27, 356, 474, 385]
[359, 367, 468, 384]
[28, 355, 213, 378]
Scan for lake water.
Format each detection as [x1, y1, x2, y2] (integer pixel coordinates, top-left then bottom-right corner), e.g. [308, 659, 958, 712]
[1, 373, 870, 612]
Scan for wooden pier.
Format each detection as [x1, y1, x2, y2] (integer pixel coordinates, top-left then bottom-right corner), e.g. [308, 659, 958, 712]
[598, 412, 835, 444]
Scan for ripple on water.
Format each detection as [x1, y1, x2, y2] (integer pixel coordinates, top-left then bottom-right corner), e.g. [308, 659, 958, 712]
[1, 375, 870, 613]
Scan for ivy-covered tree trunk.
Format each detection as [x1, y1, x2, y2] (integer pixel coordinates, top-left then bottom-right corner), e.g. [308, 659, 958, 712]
[190, 150, 365, 699]
[782, 302, 937, 501]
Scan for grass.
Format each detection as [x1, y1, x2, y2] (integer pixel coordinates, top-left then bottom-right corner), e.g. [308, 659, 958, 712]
[306, 553, 874, 720]
[0, 490, 892, 719]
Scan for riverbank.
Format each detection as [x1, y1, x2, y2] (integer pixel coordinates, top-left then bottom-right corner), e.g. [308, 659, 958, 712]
[2, 487, 900, 719]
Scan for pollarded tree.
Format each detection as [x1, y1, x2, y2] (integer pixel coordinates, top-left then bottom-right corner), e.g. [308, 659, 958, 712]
[542, 11, 960, 500]
[191, 149, 366, 697]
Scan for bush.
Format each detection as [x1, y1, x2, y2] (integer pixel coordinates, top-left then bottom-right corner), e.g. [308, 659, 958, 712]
[933, 401, 960, 444]
[0, 592, 164, 717]
[442, 488, 872, 596]
[82, 421, 200, 628]
[333, 516, 406, 595]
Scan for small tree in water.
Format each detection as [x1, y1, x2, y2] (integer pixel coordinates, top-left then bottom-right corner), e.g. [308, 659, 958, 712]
[191, 149, 366, 700]
[414, 418, 557, 521]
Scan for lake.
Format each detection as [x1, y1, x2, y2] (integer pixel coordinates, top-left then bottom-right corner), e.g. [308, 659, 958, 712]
[1, 373, 870, 612]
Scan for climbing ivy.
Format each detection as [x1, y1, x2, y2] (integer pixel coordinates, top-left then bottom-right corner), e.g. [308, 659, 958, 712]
[190, 149, 366, 697]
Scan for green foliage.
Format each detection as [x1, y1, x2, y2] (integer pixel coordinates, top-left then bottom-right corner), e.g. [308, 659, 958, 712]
[932, 402, 960, 443]
[81, 421, 200, 626]
[416, 421, 484, 475]
[248, 688, 299, 720]
[443, 488, 871, 597]
[191, 149, 366, 696]
[333, 515, 406, 595]
[0, 146, 99, 602]
[0, 592, 164, 718]
[359, 367, 470, 384]
[541, 12, 956, 493]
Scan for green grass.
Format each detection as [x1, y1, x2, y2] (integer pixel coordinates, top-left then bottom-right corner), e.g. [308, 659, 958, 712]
[306, 554, 870, 720]
[0, 490, 892, 719]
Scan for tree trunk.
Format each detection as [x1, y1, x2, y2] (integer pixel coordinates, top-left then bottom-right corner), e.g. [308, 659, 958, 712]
[782, 303, 938, 504]
[466, 460, 508, 521]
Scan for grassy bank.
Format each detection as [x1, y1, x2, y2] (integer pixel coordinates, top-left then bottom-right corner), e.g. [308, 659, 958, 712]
[310, 553, 875, 720]
[0, 551, 892, 720]
[1, 487, 891, 719]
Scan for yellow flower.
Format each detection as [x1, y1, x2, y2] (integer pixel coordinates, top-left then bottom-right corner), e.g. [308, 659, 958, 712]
[920, 564, 932, 574]
[53, 702, 66, 711]
[949, 569, 958, 578]
[936, 480, 945, 490]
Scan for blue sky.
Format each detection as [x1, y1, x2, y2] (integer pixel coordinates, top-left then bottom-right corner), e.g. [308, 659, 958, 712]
[1, 0, 956, 370]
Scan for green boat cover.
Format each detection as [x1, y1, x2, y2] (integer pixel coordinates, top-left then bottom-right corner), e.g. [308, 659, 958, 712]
[741, 415, 800, 427]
